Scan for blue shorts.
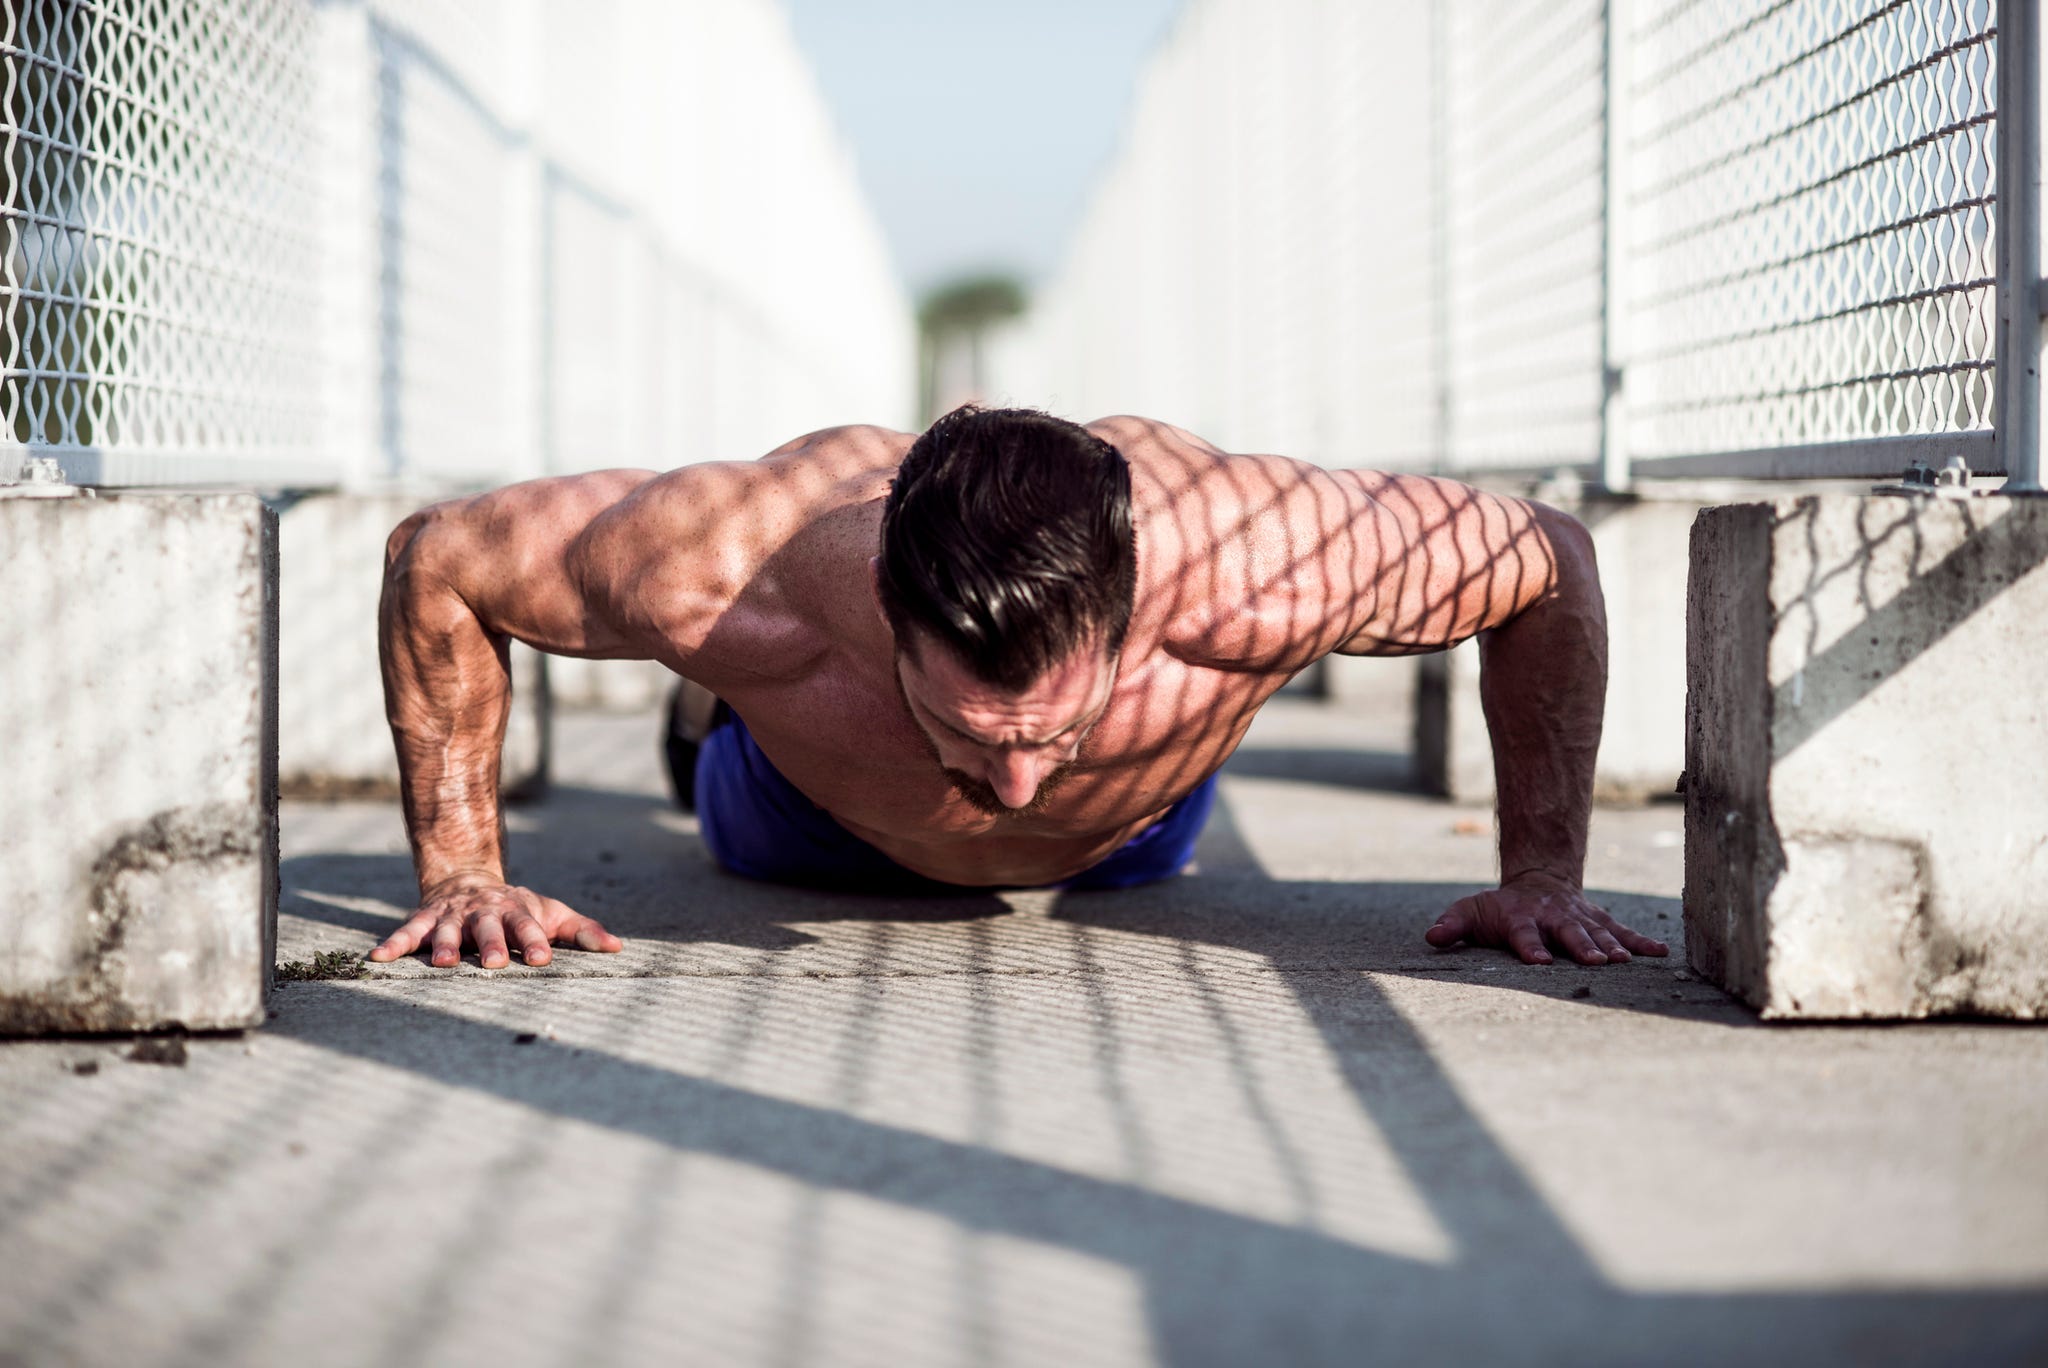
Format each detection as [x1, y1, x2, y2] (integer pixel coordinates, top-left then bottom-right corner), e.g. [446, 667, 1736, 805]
[695, 711, 1216, 893]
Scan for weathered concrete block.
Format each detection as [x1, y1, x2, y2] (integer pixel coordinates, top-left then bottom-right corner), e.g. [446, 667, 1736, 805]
[1414, 495, 1697, 804]
[1686, 494, 2048, 1019]
[549, 655, 674, 712]
[279, 494, 548, 797]
[1413, 644, 1490, 803]
[0, 491, 277, 1033]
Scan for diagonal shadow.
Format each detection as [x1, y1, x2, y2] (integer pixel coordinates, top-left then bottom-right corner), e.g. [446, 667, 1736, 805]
[1768, 499, 2048, 756]
[1063, 785, 1599, 1284]
[271, 979, 2048, 1365]
[266, 778, 2048, 1363]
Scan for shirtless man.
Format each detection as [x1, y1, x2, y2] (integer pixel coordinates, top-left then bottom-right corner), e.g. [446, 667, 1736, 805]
[368, 406, 1668, 971]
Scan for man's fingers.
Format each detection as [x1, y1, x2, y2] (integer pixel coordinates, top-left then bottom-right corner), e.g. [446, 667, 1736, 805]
[366, 931, 409, 963]
[1615, 925, 1670, 957]
[1588, 907, 1670, 958]
[541, 897, 623, 954]
[473, 913, 511, 970]
[1555, 920, 1609, 965]
[1585, 924, 1631, 963]
[429, 916, 464, 968]
[506, 910, 554, 967]
[571, 919, 624, 953]
[1424, 905, 1472, 948]
[368, 910, 437, 962]
[1507, 921, 1552, 965]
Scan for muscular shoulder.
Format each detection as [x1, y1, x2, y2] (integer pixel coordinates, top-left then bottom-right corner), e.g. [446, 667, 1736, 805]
[573, 426, 909, 681]
[1094, 418, 1377, 673]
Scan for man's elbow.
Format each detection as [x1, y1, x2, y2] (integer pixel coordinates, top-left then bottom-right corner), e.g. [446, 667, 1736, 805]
[384, 512, 427, 575]
[383, 502, 468, 579]
[1531, 503, 1599, 597]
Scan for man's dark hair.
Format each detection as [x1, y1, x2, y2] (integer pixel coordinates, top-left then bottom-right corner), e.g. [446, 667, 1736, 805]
[878, 405, 1136, 691]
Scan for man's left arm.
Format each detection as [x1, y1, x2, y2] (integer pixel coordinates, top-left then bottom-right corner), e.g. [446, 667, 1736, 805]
[1433, 506, 1665, 964]
[1320, 471, 1667, 966]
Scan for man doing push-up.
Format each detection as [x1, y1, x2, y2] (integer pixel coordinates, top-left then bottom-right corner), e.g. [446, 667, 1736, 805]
[369, 406, 1667, 971]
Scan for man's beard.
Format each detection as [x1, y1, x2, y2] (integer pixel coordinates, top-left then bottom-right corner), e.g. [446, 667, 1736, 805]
[894, 650, 1078, 817]
[941, 757, 1076, 817]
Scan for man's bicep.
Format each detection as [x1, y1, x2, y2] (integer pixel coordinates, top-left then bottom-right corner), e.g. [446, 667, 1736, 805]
[1329, 472, 1567, 655]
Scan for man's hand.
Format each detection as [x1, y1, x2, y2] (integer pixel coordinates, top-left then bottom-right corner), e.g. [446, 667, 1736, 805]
[1424, 872, 1667, 966]
[368, 878, 625, 969]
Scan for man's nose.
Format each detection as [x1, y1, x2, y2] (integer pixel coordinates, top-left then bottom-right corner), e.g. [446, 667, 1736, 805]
[989, 750, 1049, 809]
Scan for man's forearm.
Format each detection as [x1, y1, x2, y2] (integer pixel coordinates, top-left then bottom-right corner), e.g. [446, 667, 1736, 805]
[380, 512, 515, 896]
[1475, 512, 1606, 888]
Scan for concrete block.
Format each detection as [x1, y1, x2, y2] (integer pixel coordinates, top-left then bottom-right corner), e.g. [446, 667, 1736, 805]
[1412, 644, 1490, 802]
[1685, 494, 2048, 1019]
[1413, 495, 1697, 804]
[548, 655, 674, 712]
[279, 494, 548, 797]
[0, 490, 277, 1033]
[1320, 651, 1419, 712]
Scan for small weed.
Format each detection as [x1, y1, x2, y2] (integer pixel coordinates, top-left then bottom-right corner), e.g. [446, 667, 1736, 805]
[275, 949, 370, 982]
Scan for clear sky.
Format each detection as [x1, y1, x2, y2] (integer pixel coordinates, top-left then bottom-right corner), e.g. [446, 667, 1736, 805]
[780, 0, 1185, 301]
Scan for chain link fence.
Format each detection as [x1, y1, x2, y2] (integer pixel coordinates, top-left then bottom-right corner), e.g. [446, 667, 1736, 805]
[3, 0, 913, 490]
[3, 0, 324, 484]
[1623, 0, 2000, 477]
[1008, 0, 2039, 489]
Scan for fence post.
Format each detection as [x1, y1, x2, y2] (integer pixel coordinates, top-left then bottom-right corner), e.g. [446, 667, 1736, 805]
[313, 3, 381, 490]
[1996, 0, 2043, 492]
[501, 0, 547, 481]
[1598, 0, 1631, 495]
[1429, 0, 1452, 477]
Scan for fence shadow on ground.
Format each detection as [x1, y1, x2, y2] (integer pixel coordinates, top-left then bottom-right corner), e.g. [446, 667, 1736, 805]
[267, 776, 2048, 1364]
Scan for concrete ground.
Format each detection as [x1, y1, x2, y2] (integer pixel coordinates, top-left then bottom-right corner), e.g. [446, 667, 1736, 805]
[3, 679, 2046, 1368]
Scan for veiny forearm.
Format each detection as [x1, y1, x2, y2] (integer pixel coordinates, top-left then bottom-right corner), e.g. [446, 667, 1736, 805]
[380, 514, 516, 896]
[1476, 514, 1606, 888]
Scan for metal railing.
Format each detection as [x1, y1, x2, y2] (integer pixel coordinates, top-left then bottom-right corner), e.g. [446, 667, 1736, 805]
[1621, 0, 2002, 482]
[2, 0, 914, 491]
[3, 0, 324, 484]
[1014, 0, 2044, 490]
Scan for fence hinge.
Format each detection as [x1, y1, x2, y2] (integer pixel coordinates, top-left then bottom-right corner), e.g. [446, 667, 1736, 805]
[0, 456, 83, 499]
[1871, 455, 1975, 499]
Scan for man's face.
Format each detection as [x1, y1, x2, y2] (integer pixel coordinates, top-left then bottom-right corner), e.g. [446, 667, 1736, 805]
[894, 636, 1118, 816]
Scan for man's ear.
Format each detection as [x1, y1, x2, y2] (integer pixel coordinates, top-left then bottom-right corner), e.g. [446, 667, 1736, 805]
[868, 556, 889, 628]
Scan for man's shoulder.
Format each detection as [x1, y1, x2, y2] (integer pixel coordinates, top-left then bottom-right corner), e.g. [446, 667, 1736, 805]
[760, 423, 916, 476]
[568, 429, 901, 672]
[1085, 414, 1229, 463]
[1091, 415, 1341, 496]
[619, 426, 905, 529]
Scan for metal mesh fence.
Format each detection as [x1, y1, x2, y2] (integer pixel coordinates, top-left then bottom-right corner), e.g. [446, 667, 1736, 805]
[2, 0, 913, 490]
[366, 8, 531, 484]
[1621, 0, 1999, 466]
[3, 0, 324, 484]
[1008, 0, 2033, 487]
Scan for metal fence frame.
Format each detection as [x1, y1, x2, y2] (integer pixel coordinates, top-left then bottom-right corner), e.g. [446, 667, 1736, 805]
[1019, 0, 2045, 492]
[2, 0, 914, 493]
[1589, 0, 2039, 490]
[1992, 0, 2043, 491]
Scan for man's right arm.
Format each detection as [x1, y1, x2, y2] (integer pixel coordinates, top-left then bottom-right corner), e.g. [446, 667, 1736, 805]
[370, 469, 663, 968]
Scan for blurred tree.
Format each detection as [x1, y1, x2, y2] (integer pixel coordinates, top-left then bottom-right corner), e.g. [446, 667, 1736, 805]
[917, 273, 1027, 422]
